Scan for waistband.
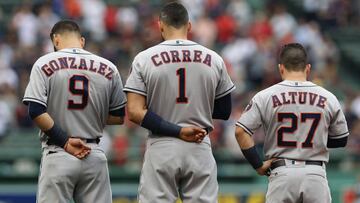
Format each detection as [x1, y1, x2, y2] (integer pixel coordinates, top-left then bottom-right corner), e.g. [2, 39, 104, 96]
[270, 159, 324, 170]
[47, 137, 100, 146]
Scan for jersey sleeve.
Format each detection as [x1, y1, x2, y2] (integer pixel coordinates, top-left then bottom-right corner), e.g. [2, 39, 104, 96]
[123, 55, 147, 96]
[328, 100, 349, 139]
[215, 59, 235, 99]
[109, 69, 127, 112]
[22, 63, 48, 107]
[236, 96, 262, 135]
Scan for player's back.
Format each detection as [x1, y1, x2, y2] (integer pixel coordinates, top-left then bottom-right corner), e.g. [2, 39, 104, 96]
[125, 39, 234, 134]
[24, 48, 125, 140]
[253, 80, 348, 162]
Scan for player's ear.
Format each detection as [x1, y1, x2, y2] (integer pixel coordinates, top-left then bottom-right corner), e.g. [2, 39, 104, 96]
[278, 64, 285, 78]
[158, 20, 164, 33]
[187, 22, 192, 33]
[80, 37, 85, 48]
[52, 34, 60, 50]
[305, 64, 311, 77]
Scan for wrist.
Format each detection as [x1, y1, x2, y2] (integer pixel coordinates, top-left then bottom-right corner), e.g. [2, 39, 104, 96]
[141, 111, 182, 137]
[44, 123, 69, 148]
[241, 146, 263, 169]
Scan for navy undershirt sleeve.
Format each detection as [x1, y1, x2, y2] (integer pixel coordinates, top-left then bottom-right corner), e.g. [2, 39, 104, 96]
[212, 93, 232, 120]
[28, 101, 47, 119]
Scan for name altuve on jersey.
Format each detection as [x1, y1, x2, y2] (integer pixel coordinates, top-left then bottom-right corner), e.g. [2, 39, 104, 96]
[41, 57, 114, 80]
[272, 91, 327, 109]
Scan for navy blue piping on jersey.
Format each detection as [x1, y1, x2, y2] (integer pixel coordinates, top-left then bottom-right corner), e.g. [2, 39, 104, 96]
[23, 97, 47, 107]
[327, 136, 348, 148]
[123, 87, 147, 96]
[329, 131, 349, 138]
[159, 43, 198, 46]
[277, 84, 317, 88]
[58, 51, 92, 55]
[236, 122, 254, 135]
[109, 101, 127, 111]
[216, 85, 236, 99]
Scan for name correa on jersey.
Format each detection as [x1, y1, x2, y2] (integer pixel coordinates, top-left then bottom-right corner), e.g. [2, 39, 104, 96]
[151, 50, 212, 67]
[41, 57, 114, 80]
[272, 91, 327, 109]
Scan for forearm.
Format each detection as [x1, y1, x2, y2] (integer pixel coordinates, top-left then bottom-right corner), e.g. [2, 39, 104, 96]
[106, 115, 124, 125]
[33, 113, 55, 131]
[235, 126, 263, 169]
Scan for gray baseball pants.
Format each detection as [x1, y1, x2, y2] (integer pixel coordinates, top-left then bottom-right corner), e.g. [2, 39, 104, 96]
[138, 137, 218, 203]
[36, 143, 112, 203]
[266, 160, 331, 203]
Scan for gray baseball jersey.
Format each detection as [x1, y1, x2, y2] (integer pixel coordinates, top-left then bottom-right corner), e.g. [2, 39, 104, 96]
[125, 39, 235, 203]
[23, 48, 126, 143]
[237, 80, 349, 162]
[124, 39, 235, 136]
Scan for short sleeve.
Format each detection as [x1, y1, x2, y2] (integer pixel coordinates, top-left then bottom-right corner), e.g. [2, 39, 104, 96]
[123, 56, 147, 96]
[236, 96, 262, 135]
[215, 59, 235, 99]
[329, 100, 349, 139]
[22, 64, 48, 107]
[109, 69, 127, 112]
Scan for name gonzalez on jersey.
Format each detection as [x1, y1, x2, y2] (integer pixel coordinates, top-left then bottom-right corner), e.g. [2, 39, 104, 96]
[40, 55, 114, 80]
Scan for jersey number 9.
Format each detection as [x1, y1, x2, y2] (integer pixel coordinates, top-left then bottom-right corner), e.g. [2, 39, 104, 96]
[68, 75, 89, 110]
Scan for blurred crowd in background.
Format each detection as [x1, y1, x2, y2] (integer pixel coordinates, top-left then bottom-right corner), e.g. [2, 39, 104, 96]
[0, 0, 359, 165]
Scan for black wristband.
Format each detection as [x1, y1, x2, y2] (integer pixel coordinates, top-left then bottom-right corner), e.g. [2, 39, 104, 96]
[241, 146, 263, 169]
[141, 111, 182, 138]
[44, 123, 69, 148]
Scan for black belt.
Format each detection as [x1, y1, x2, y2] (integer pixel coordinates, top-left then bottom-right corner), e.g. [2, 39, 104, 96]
[270, 159, 323, 170]
[47, 138, 100, 145]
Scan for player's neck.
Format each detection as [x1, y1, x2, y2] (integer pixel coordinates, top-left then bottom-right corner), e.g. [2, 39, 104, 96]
[283, 75, 307, 82]
[57, 40, 83, 51]
[162, 28, 188, 41]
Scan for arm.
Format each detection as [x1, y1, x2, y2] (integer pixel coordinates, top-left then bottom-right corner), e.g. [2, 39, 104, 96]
[106, 108, 125, 125]
[212, 93, 232, 120]
[126, 92, 206, 142]
[235, 126, 273, 176]
[327, 136, 348, 148]
[28, 102, 90, 159]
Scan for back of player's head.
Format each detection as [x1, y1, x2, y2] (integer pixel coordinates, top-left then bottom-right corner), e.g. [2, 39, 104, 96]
[279, 43, 308, 71]
[50, 20, 81, 41]
[160, 2, 189, 29]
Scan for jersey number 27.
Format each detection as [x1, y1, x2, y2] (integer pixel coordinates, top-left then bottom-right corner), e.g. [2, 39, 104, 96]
[277, 112, 321, 148]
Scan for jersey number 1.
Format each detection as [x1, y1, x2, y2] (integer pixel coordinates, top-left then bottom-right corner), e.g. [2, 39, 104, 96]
[277, 112, 321, 148]
[176, 68, 188, 103]
[68, 75, 89, 110]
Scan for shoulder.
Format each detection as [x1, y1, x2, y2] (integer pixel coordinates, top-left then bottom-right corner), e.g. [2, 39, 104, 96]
[314, 84, 340, 104]
[31, 52, 58, 70]
[95, 54, 119, 72]
[255, 84, 279, 100]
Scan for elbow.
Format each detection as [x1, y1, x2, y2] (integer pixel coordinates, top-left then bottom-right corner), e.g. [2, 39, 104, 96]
[127, 108, 139, 124]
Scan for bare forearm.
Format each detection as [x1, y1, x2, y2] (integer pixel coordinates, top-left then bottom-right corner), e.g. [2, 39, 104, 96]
[33, 113, 55, 131]
[235, 126, 255, 149]
[106, 115, 124, 125]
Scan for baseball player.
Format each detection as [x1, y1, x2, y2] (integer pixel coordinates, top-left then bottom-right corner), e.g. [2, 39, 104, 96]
[124, 2, 235, 203]
[23, 20, 126, 203]
[235, 43, 349, 203]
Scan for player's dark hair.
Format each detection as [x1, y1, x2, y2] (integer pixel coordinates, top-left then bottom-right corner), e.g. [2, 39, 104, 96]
[50, 20, 81, 41]
[279, 43, 308, 71]
[160, 2, 189, 29]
